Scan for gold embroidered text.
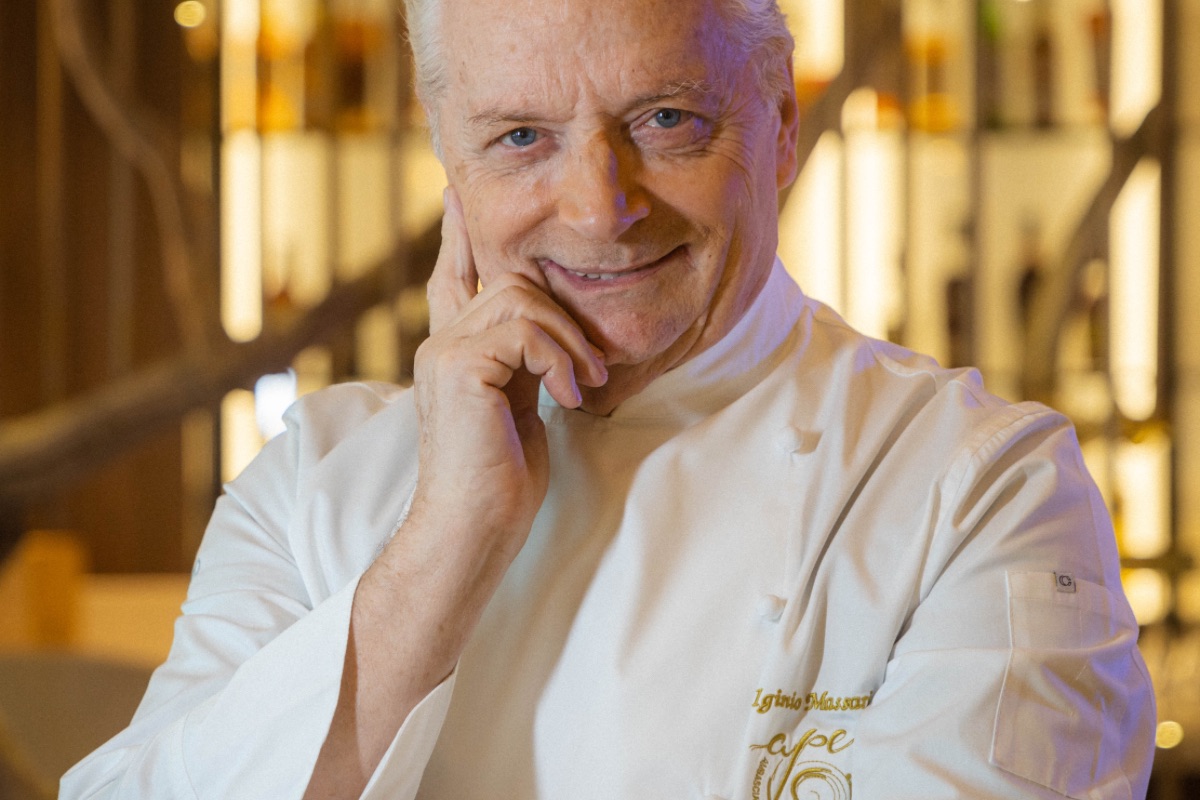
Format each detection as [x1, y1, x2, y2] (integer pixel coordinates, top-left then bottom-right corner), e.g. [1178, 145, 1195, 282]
[752, 688, 873, 714]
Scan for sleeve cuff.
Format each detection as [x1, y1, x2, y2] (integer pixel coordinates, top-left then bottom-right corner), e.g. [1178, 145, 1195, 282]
[361, 671, 456, 799]
[181, 575, 455, 799]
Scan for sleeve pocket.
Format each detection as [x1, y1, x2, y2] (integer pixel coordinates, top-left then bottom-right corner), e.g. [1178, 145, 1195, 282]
[990, 571, 1141, 799]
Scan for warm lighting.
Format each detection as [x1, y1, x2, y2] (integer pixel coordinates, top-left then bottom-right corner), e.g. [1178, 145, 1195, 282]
[256, 0, 320, 131]
[221, 390, 263, 482]
[220, 0, 258, 131]
[336, 137, 395, 280]
[400, 133, 449, 238]
[1111, 0, 1162, 136]
[294, 346, 334, 398]
[221, 132, 264, 342]
[780, 0, 843, 82]
[845, 97, 904, 339]
[174, 1, 207, 28]
[779, 132, 843, 310]
[262, 134, 332, 306]
[1116, 429, 1171, 559]
[1179, 570, 1200, 624]
[254, 371, 297, 440]
[905, 137, 968, 366]
[1124, 568, 1170, 625]
[261, 0, 319, 45]
[180, 409, 215, 554]
[1079, 437, 1112, 506]
[357, 306, 400, 383]
[1110, 158, 1161, 421]
[1156, 721, 1184, 750]
[842, 87, 880, 132]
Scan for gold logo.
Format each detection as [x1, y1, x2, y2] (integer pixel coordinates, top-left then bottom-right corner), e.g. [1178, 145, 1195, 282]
[750, 730, 853, 800]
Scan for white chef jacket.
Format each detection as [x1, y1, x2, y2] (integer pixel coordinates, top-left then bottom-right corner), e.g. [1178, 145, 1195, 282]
[62, 261, 1155, 799]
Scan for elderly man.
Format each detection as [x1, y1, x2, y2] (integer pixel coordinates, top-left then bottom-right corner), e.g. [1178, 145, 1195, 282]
[64, 0, 1154, 797]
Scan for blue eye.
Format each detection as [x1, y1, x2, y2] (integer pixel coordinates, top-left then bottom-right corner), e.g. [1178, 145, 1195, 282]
[651, 109, 684, 128]
[503, 127, 539, 147]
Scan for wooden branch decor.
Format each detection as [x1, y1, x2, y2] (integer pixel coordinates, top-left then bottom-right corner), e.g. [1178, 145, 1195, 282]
[51, 0, 215, 354]
[1021, 105, 1163, 404]
[0, 214, 443, 506]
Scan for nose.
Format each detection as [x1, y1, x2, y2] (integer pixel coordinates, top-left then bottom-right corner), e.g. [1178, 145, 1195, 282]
[556, 135, 650, 241]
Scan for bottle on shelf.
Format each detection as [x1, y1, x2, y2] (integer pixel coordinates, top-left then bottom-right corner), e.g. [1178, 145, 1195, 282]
[1088, 4, 1112, 125]
[304, 4, 335, 132]
[978, 0, 1005, 130]
[1032, 1, 1056, 129]
[257, 2, 308, 132]
[945, 273, 974, 369]
[907, 32, 959, 134]
[1016, 214, 1044, 344]
[331, 4, 390, 134]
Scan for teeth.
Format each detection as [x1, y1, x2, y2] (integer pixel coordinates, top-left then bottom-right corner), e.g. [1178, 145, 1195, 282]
[572, 271, 618, 281]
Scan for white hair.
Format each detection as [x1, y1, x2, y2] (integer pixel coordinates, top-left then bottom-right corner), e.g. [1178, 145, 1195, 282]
[401, 0, 794, 152]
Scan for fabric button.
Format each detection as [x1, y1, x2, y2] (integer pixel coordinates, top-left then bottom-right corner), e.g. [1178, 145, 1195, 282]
[757, 594, 786, 622]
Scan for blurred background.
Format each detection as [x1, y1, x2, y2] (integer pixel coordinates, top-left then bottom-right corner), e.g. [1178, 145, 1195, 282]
[0, 0, 1197, 796]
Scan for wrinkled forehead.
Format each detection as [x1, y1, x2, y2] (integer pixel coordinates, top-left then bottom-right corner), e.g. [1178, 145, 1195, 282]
[436, 0, 742, 101]
[438, 0, 729, 39]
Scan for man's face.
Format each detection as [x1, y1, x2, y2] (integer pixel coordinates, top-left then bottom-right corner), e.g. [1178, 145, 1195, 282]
[433, 0, 798, 375]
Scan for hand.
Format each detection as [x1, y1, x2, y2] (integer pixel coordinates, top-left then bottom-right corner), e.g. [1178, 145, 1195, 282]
[411, 186, 608, 560]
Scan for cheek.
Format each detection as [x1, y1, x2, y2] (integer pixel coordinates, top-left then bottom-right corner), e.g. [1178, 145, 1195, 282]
[649, 143, 764, 240]
[459, 182, 547, 273]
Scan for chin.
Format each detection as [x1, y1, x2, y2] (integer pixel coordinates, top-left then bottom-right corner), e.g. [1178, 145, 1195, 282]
[578, 317, 674, 365]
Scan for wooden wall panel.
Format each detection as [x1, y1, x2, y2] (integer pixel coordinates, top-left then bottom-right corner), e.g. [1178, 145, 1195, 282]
[2, 1, 194, 573]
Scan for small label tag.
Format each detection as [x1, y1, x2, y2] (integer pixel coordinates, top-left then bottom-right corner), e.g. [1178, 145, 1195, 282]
[1054, 572, 1077, 593]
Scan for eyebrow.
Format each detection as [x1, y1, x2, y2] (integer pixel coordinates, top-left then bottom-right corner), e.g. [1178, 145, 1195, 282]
[465, 79, 719, 129]
[629, 78, 719, 108]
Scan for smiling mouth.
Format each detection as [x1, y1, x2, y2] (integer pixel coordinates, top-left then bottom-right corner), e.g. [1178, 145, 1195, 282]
[567, 270, 632, 282]
[546, 247, 682, 283]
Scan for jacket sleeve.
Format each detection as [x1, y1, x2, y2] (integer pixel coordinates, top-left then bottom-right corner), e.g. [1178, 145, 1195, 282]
[60, 389, 455, 799]
[850, 403, 1156, 799]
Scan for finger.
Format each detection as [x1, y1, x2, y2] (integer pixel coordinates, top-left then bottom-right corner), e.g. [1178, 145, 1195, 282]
[451, 275, 608, 388]
[472, 319, 584, 409]
[427, 186, 479, 333]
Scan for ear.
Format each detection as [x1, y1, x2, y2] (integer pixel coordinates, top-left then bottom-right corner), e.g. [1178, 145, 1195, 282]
[774, 57, 800, 189]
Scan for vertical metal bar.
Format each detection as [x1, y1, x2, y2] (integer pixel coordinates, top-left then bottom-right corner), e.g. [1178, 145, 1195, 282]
[964, 0, 984, 374]
[326, 0, 348, 380]
[1158, 0, 1182, 626]
[1158, 1, 1178, 424]
[0, 6, 9, 370]
[36, 1, 67, 403]
[107, 0, 136, 376]
[837, 0, 856, 316]
[387, 8, 406, 383]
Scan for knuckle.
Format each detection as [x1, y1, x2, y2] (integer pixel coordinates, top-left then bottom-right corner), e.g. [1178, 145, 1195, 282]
[413, 338, 438, 370]
[415, 336, 454, 369]
[509, 317, 541, 340]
